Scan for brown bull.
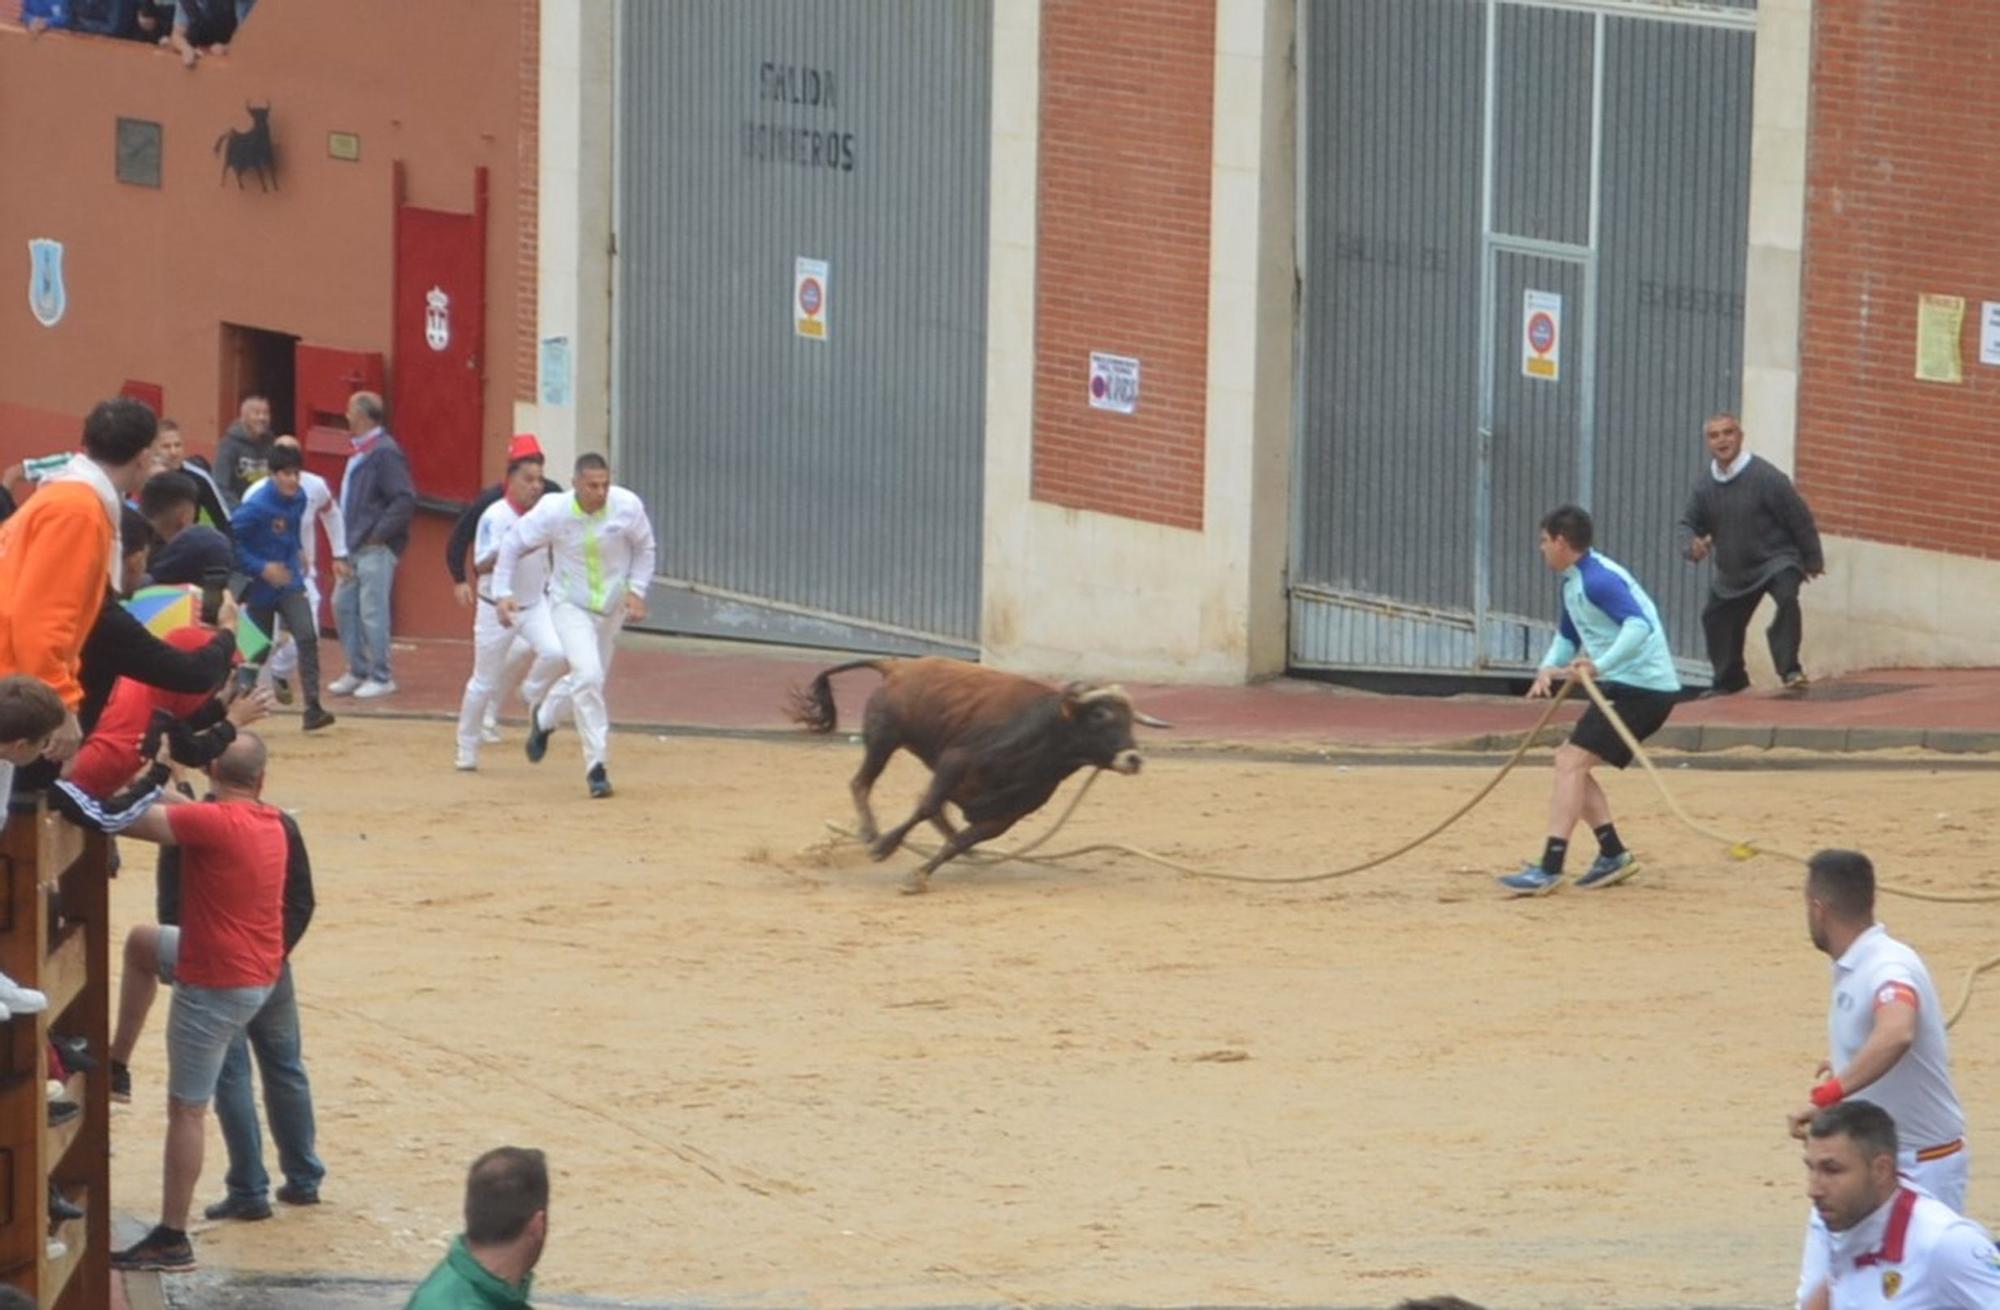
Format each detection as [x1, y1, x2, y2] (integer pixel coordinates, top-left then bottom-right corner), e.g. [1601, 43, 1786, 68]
[787, 657, 1169, 893]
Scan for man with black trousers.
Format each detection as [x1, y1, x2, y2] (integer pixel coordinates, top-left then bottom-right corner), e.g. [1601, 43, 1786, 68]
[231, 445, 334, 731]
[1679, 412, 1825, 695]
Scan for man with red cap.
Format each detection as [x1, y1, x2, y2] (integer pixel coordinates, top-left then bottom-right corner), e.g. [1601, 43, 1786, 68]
[452, 436, 564, 771]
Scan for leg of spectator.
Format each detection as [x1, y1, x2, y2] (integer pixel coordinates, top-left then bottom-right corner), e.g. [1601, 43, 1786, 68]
[111, 925, 164, 1066]
[249, 964, 324, 1195]
[162, 982, 270, 1229]
[277, 589, 324, 711]
[358, 546, 397, 683]
[213, 1033, 270, 1203]
[1763, 568, 1805, 679]
[1700, 589, 1755, 692]
[163, 1097, 208, 1228]
[332, 570, 366, 681]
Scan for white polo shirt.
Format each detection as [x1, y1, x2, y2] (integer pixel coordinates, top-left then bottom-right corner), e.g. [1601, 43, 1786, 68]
[473, 498, 550, 609]
[1826, 1186, 2000, 1309]
[1829, 925, 1964, 1154]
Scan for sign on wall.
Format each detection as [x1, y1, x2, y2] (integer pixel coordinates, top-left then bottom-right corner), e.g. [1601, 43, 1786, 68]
[1087, 352, 1140, 414]
[1979, 301, 2000, 368]
[1522, 289, 1561, 382]
[795, 257, 829, 340]
[1915, 293, 1964, 384]
[27, 239, 65, 328]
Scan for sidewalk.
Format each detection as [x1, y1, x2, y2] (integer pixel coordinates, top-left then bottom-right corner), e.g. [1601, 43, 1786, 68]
[311, 632, 2000, 755]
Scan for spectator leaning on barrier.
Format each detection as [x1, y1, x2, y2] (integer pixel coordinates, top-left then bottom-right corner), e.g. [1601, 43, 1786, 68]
[406, 1147, 549, 1310]
[0, 396, 159, 776]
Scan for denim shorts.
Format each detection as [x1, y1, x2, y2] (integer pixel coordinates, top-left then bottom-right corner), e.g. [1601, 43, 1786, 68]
[156, 925, 180, 986]
[167, 980, 273, 1104]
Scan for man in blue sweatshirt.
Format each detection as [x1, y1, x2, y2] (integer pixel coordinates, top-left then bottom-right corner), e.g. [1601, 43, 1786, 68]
[231, 445, 333, 731]
[1500, 504, 1681, 897]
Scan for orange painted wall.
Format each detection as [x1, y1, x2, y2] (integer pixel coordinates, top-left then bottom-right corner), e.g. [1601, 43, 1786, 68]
[0, 1, 534, 637]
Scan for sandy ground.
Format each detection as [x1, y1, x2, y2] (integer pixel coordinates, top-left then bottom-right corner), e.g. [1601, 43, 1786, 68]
[104, 719, 2000, 1308]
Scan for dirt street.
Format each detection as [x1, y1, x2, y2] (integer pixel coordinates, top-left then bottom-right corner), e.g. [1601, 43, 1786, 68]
[106, 721, 2000, 1307]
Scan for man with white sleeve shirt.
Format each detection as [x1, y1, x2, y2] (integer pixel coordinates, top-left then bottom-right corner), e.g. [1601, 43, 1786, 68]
[494, 453, 655, 799]
[1789, 849, 1972, 1310]
[1802, 1100, 1999, 1309]
[264, 435, 344, 707]
[452, 436, 564, 771]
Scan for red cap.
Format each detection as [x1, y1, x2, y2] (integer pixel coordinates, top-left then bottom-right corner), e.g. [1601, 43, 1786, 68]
[506, 433, 544, 463]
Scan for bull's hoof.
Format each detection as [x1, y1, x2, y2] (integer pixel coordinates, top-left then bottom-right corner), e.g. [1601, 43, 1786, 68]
[867, 837, 898, 862]
[856, 824, 881, 847]
[899, 873, 930, 895]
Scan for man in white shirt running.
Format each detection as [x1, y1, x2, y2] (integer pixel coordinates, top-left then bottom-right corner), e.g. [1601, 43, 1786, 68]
[452, 436, 563, 771]
[264, 435, 345, 708]
[1790, 849, 1972, 1309]
[1803, 1100, 2000, 1309]
[494, 453, 655, 799]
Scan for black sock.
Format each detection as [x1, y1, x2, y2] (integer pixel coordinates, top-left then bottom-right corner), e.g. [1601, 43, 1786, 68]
[1594, 823, 1625, 858]
[1540, 837, 1569, 875]
[157, 1225, 186, 1241]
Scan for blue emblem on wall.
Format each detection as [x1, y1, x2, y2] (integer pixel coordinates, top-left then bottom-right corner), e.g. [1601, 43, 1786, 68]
[28, 239, 65, 328]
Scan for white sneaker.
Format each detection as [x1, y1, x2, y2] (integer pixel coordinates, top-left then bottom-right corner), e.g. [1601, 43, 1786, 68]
[0, 970, 46, 1015]
[46, 1239, 65, 1261]
[480, 724, 503, 745]
[454, 752, 477, 772]
[354, 678, 398, 700]
[327, 673, 363, 696]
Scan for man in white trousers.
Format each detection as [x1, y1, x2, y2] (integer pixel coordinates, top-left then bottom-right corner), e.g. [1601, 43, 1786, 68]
[494, 453, 655, 799]
[264, 436, 344, 709]
[453, 436, 564, 771]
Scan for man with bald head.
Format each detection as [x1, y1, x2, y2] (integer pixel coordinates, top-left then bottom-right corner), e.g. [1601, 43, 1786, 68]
[328, 391, 415, 700]
[112, 732, 297, 1273]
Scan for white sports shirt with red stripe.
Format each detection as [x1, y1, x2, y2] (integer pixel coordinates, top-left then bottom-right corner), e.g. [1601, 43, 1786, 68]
[1829, 924, 1964, 1154]
[1826, 1185, 2000, 1308]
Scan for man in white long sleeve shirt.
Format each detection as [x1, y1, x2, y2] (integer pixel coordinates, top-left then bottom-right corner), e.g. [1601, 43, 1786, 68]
[494, 453, 656, 799]
[265, 436, 345, 704]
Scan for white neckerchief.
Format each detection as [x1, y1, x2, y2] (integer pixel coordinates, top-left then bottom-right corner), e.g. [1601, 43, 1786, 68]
[1710, 450, 1753, 483]
[49, 454, 122, 591]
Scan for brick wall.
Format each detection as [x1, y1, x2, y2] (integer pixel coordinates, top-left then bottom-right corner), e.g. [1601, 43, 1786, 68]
[1031, 0, 1214, 532]
[1796, 2, 2000, 559]
[514, 0, 541, 404]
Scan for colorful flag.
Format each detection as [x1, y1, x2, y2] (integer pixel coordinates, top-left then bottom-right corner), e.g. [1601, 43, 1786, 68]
[122, 586, 270, 662]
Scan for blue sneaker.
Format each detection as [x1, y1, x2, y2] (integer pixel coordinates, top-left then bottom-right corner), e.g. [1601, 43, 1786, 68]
[1576, 850, 1640, 889]
[1498, 864, 1563, 896]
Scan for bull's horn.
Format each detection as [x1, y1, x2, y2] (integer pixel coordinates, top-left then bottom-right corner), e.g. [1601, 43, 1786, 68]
[1073, 685, 1132, 706]
[1133, 710, 1173, 729]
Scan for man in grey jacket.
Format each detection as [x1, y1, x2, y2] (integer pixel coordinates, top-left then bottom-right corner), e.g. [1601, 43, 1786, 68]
[1678, 413, 1825, 695]
[327, 391, 415, 700]
[213, 395, 274, 509]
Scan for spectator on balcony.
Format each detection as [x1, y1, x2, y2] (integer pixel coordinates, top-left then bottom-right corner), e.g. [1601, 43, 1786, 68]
[69, 0, 136, 36]
[20, 0, 72, 35]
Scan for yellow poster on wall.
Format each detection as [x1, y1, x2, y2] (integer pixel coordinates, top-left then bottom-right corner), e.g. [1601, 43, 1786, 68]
[1915, 293, 1964, 384]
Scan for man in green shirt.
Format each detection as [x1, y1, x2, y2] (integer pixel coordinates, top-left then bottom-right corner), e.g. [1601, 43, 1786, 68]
[406, 1146, 549, 1308]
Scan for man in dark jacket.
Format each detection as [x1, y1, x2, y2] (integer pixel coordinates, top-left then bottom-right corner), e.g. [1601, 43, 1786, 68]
[214, 395, 274, 509]
[444, 468, 563, 607]
[328, 391, 415, 700]
[1678, 413, 1825, 695]
[140, 472, 235, 587]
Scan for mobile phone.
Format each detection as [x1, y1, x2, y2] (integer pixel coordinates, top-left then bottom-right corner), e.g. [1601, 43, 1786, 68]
[200, 566, 230, 626]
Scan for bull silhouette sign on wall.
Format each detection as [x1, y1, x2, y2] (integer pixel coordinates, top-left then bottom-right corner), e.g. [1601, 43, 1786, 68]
[216, 102, 276, 190]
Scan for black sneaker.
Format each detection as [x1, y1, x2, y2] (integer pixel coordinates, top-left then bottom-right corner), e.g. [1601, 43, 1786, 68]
[204, 1193, 273, 1222]
[275, 1183, 320, 1207]
[50, 1033, 97, 1073]
[524, 701, 554, 764]
[587, 764, 612, 799]
[271, 677, 294, 706]
[110, 1060, 131, 1104]
[49, 1183, 83, 1221]
[111, 1224, 195, 1272]
[302, 706, 336, 732]
[48, 1099, 79, 1127]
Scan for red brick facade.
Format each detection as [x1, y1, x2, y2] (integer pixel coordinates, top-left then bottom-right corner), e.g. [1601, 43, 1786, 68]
[514, 0, 541, 403]
[1796, 2, 2000, 559]
[1031, 0, 1214, 532]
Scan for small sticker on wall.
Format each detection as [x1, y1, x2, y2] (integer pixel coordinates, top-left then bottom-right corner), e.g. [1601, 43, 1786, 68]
[28, 239, 66, 328]
[1088, 352, 1140, 414]
[540, 336, 572, 406]
[1979, 301, 2000, 367]
[795, 257, 829, 340]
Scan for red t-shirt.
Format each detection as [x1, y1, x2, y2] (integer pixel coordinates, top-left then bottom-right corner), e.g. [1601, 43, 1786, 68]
[166, 801, 287, 989]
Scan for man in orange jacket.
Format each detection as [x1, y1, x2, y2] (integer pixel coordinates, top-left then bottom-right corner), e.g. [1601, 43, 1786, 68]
[0, 397, 160, 778]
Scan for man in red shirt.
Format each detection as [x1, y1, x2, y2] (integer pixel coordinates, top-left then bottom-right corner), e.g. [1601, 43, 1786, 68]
[108, 732, 287, 1274]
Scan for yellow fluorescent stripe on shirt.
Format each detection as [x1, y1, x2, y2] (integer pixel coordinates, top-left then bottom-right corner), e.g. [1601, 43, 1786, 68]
[572, 498, 608, 610]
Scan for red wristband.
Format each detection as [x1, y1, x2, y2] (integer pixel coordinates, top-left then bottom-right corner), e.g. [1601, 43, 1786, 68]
[1810, 1077, 1845, 1109]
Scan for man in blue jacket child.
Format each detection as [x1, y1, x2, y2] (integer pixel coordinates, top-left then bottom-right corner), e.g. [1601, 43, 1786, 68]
[231, 445, 334, 731]
[1499, 504, 1681, 897]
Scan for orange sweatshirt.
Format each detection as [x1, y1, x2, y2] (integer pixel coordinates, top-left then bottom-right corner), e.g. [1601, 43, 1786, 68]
[0, 481, 113, 709]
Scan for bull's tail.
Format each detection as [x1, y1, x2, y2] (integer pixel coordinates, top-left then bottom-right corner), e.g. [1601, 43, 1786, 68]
[785, 659, 887, 734]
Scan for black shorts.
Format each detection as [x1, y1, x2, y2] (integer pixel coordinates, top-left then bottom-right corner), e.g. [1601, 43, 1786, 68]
[1569, 682, 1677, 769]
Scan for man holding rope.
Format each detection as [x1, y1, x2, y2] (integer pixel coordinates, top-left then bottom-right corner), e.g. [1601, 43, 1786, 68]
[1500, 505, 1682, 896]
[1789, 849, 1970, 1310]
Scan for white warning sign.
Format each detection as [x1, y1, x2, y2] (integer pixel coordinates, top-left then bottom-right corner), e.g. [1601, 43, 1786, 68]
[1522, 289, 1562, 382]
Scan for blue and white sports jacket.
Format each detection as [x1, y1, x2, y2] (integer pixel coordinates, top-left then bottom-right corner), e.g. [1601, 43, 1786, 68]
[1542, 550, 1681, 694]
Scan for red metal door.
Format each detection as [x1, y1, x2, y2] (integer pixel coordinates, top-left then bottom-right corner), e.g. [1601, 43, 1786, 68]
[393, 165, 487, 502]
[293, 343, 385, 629]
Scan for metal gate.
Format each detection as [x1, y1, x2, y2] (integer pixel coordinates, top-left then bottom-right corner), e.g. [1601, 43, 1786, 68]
[616, 1, 992, 655]
[1292, 0, 1755, 675]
